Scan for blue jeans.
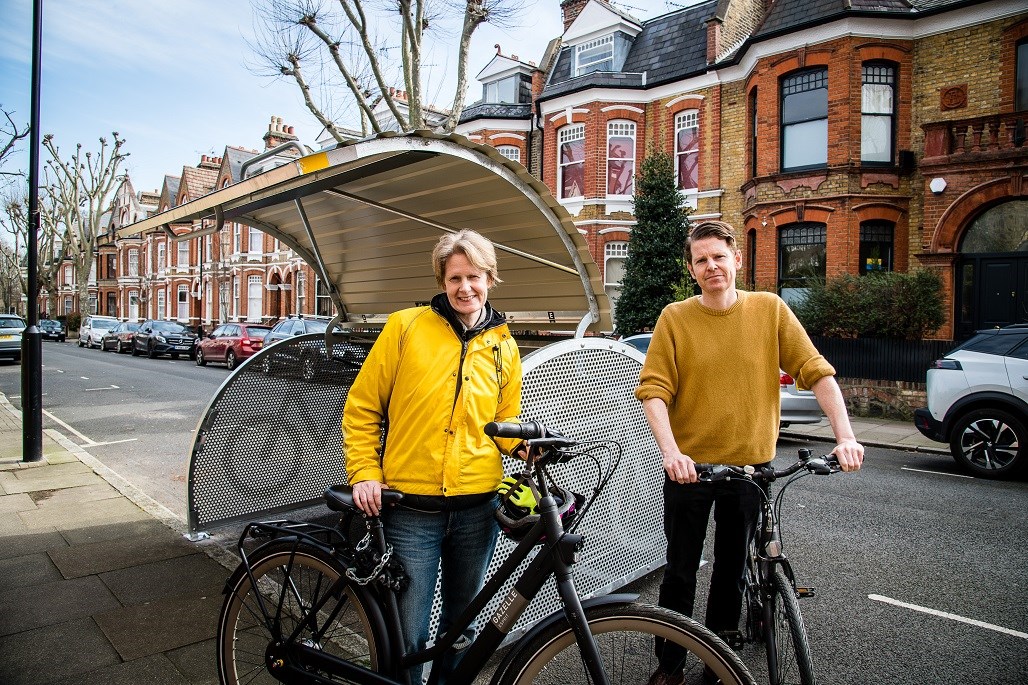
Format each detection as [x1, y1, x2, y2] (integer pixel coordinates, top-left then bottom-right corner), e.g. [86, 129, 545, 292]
[383, 497, 499, 685]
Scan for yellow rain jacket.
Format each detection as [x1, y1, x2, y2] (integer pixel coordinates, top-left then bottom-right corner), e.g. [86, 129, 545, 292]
[343, 297, 523, 496]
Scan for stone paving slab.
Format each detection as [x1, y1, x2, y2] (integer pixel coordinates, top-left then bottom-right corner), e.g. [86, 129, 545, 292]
[27, 480, 122, 507]
[1, 468, 103, 495]
[58, 517, 171, 546]
[49, 527, 196, 579]
[164, 639, 219, 684]
[95, 593, 222, 662]
[17, 495, 150, 531]
[0, 574, 121, 636]
[0, 551, 64, 589]
[0, 491, 35, 514]
[49, 653, 193, 685]
[0, 616, 122, 685]
[0, 524, 66, 560]
[99, 553, 228, 605]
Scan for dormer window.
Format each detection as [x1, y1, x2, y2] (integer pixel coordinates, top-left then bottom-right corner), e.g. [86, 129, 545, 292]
[575, 35, 613, 77]
[484, 76, 518, 104]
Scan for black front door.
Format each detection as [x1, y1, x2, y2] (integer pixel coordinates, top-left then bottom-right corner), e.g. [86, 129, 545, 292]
[957, 254, 1028, 337]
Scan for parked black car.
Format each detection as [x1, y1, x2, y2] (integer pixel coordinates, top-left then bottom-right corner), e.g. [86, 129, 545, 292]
[101, 322, 141, 353]
[131, 319, 198, 359]
[39, 319, 66, 342]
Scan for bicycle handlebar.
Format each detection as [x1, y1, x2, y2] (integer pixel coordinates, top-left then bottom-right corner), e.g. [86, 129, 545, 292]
[486, 420, 550, 440]
[696, 452, 840, 483]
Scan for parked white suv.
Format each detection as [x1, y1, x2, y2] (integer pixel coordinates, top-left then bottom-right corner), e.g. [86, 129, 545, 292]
[77, 315, 120, 349]
[914, 325, 1028, 478]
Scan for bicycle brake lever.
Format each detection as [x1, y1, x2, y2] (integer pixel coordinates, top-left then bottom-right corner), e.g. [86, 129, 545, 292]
[806, 457, 835, 475]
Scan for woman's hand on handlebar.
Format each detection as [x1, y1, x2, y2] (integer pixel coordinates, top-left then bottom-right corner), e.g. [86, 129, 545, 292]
[352, 479, 387, 516]
[663, 448, 699, 484]
[831, 438, 864, 472]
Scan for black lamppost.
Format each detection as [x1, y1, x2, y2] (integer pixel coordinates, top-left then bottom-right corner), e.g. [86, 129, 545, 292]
[22, 0, 43, 462]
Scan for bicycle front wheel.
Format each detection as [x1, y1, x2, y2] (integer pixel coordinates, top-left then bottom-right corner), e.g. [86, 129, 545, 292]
[217, 543, 382, 685]
[495, 602, 755, 685]
[766, 566, 816, 685]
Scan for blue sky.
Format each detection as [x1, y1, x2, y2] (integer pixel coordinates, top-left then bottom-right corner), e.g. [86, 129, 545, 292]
[0, 0, 672, 196]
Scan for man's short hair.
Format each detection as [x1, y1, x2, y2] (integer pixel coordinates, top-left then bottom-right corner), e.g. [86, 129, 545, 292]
[431, 229, 503, 288]
[685, 221, 738, 264]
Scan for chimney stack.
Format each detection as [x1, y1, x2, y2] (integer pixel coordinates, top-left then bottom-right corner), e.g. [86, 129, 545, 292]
[263, 114, 299, 151]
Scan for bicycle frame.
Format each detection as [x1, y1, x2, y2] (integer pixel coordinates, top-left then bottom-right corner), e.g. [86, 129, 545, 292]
[235, 457, 616, 685]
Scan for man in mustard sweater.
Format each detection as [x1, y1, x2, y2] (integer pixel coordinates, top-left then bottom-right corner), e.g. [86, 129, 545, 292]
[635, 220, 864, 685]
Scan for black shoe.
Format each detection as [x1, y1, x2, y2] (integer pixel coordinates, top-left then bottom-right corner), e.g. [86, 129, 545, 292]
[646, 668, 685, 685]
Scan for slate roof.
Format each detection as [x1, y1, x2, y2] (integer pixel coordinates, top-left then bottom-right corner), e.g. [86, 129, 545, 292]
[459, 102, 533, 125]
[755, 0, 973, 39]
[542, 0, 715, 99]
[224, 146, 257, 184]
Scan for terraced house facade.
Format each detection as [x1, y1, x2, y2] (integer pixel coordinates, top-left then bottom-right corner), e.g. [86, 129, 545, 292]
[457, 0, 1028, 340]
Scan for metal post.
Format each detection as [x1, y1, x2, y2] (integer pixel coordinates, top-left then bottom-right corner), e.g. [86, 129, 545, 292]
[22, 0, 43, 462]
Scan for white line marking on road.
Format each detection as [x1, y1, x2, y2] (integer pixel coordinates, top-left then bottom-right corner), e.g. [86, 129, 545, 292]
[80, 376, 89, 380]
[42, 409, 97, 446]
[84, 385, 120, 392]
[869, 594, 1028, 639]
[901, 466, 973, 479]
[88, 438, 138, 446]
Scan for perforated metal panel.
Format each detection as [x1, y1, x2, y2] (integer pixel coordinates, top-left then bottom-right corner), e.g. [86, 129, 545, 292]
[188, 333, 375, 532]
[188, 335, 665, 641]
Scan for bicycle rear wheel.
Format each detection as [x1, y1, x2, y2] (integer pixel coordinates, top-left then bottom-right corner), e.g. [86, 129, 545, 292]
[765, 566, 815, 685]
[494, 602, 755, 685]
[217, 543, 382, 684]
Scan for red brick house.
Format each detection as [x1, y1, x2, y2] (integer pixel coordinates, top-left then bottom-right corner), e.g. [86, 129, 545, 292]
[456, 0, 1028, 339]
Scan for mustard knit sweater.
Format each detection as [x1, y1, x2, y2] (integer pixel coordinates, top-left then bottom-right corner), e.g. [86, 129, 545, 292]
[635, 290, 835, 466]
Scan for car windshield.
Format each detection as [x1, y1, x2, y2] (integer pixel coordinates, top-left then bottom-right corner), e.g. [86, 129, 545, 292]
[124, 322, 140, 331]
[304, 320, 330, 333]
[153, 321, 189, 333]
[0, 316, 26, 329]
[41, 320, 60, 329]
[93, 317, 119, 328]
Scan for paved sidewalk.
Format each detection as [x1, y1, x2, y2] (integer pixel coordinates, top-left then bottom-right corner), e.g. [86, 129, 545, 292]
[0, 394, 233, 685]
[0, 388, 947, 684]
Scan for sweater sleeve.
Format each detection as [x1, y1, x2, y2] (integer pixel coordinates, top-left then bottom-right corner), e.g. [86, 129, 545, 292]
[777, 299, 835, 391]
[342, 313, 403, 485]
[634, 306, 679, 406]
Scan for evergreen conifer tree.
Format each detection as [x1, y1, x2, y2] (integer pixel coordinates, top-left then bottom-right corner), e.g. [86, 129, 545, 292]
[613, 150, 689, 334]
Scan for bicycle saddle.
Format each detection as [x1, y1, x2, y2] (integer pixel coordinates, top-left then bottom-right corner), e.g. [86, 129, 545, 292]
[325, 484, 404, 512]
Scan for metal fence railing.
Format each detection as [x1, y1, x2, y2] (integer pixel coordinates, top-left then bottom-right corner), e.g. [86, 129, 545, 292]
[811, 336, 956, 383]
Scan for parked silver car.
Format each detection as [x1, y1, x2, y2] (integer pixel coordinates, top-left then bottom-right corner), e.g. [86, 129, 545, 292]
[0, 315, 26, 363]
[619, 333, 823, 427]
[78, 315, 120, 349]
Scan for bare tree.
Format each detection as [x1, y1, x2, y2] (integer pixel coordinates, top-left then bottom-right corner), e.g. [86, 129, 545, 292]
[0, 107, 29, 185]
[41, 132, 127, 316]
[0, 190, 64, 317]
[248, 0, 523, 139]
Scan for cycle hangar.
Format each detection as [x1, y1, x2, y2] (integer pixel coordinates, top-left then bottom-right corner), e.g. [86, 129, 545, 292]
[118, 130, 664, 637]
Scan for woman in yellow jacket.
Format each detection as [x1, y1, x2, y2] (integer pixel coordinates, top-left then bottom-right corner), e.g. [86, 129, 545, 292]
[343, 229, 524, 684]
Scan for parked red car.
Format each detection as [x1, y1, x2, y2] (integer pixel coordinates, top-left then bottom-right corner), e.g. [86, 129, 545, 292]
[195, 323, 272, 370]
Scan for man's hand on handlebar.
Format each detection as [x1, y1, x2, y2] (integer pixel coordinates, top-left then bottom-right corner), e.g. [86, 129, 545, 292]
[352, 479, 387, 516]
[663, 448, 699, 484]
[831, 438, 864, 472]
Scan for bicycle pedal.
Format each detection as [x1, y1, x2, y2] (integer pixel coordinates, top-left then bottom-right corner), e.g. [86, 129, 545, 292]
[795, 586, 815, 598]
[718, 630, 745, 649]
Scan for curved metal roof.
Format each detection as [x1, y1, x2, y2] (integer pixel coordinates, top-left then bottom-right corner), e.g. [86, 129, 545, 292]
[119, 130, 611, 333]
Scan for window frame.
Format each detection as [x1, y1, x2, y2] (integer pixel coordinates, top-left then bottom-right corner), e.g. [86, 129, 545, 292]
[575, 35, 614, 77]
[496, 145, 521, 163]
[861, 62, 896, 166]
[674, 110, 700, 192]
[859, 220, 895, 275]
[558, 124, 586, 200]
[780, 68, 829, 172]
[777, 222, 827, 304]
[247, 275, 263, 322]
[483, 75, 517, 104]
[606, 120, 636, 197]
[1017, 38, 1028, 113]
[177, 284, 189, 321]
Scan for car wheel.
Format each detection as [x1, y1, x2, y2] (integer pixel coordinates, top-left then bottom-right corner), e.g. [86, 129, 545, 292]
[225, 350, 237, 371]
[117, 340, 125, 353]
[147, 343, 158, 359]
[949, 408, 1027, 478]
[77, 337, 84, 347]
[131, 342, 140, 356]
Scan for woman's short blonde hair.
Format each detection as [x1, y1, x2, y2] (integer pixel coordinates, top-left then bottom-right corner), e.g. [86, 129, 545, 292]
[431, 229, 502, 288]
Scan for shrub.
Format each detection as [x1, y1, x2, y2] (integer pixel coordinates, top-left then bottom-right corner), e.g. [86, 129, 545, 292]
[793, 269, 944, 340]
[65, 312, 81, 332]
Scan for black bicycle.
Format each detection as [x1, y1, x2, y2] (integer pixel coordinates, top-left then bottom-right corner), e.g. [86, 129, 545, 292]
[216, 421, 756, 685]
[697, 449, 840, 685]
